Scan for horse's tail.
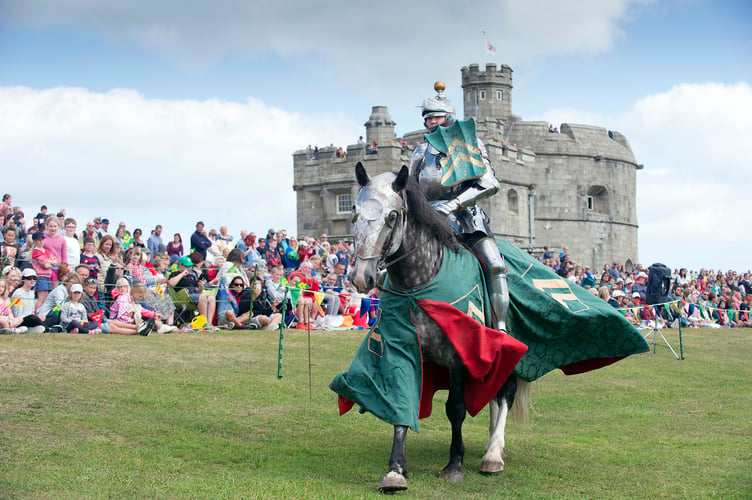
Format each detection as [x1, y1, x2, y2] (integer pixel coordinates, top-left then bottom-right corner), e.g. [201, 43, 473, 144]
[510, 378, 532, 426]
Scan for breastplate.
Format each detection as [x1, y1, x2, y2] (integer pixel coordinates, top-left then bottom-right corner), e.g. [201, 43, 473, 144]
[417, 147, 453, 201]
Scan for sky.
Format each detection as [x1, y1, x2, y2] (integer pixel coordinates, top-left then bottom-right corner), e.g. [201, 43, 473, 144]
[0, 0, 750, 272]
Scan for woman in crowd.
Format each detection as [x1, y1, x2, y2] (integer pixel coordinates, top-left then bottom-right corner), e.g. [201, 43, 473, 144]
[166, 233, 183, 260]
[0, 276, 26, 332]
[131, 228, 146, 249]
[95, 235, 118, 292]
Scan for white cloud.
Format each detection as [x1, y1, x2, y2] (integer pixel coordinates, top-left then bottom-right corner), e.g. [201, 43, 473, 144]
[2, 0, 644, 74]
[622, 82, 752, 271]
[0, 86, 357, 240]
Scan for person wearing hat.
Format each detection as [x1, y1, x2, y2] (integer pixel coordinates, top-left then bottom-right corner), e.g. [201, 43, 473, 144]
[167, 255, 216, 326]
[8, 268, 46, 332]
[58, 283, 100, 334]
[409, 81, 508, 332]
[633, 271, 649, 302]
[99, 218, 111, 237]
[608, 289, 625, 308]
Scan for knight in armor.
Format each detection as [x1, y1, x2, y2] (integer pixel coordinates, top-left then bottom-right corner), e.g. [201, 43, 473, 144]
[409, 81, 510, 332]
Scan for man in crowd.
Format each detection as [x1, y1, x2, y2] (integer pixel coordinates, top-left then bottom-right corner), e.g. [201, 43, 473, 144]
[147, 224, 164, 261]
[190, 221, 212, 260]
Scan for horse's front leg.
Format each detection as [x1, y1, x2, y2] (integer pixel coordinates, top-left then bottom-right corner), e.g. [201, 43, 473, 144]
[379, 425, 409, 492]
[480, 375, 517, 473]
[440, 366, 468, 482]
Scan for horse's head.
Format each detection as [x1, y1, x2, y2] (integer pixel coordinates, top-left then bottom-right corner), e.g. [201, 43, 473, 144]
[350, 162, 409, 293]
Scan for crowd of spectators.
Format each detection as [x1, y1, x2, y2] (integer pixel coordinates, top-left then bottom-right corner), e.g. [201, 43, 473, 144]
[526, 245, 752, 329]
[0, 195, 366, 335]
[1, 192, 748, 334]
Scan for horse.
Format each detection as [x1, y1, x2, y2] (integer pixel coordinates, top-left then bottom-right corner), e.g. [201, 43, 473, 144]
[347, 162, 530, 492]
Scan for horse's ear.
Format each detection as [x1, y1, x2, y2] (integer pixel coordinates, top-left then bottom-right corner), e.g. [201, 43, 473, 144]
[392, 165, 409, 193]
[355, 162, 369, 187]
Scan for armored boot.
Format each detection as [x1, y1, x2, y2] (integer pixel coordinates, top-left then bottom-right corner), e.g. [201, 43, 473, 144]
[470, 237, 510, 332]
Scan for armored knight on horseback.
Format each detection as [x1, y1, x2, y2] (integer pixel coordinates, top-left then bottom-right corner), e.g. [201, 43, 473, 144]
[409, 81, 510, 332]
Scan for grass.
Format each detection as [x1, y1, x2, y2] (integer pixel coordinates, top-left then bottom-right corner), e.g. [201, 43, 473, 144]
[1, 327, 750, 498]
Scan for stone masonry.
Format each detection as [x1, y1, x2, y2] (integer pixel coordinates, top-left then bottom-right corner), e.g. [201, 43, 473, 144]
[292, 62, 641, 271]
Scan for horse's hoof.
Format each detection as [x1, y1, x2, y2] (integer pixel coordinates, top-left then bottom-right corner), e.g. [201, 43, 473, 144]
[439, 468, 464, 483]
[479, 458, 505, 474]
[379, 471, 408, 493]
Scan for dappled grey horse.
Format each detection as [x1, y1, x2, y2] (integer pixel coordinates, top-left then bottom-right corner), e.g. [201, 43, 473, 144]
[349, 163, 529, 493]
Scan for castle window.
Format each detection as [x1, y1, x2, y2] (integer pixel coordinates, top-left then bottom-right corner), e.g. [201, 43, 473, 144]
[480, 90, 486, 100]
[507, 189, 519, 214]
[586, 185, 609, 214]
[336, 194, 352, 214]
[496, 90, 502, 100]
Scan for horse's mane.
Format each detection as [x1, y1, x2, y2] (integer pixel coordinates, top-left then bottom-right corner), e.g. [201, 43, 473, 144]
[404, 177, 461, 253]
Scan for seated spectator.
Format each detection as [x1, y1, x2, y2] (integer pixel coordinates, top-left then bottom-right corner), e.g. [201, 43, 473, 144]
[38, 272, 80, 330]
[130, 282, 177, 333]
[2, 265, 22, 295]
[109, 278, 154, 335]
[608, 289, 624, 308]
[167, 255, 216, 325]
[59, 283, 101, 334]
[287, 271, 317, 329]
[218, 276, 280, 330]
[632, 272, 648, 302]
[0, 275, 26, 332]
[9, 268, 46, 332]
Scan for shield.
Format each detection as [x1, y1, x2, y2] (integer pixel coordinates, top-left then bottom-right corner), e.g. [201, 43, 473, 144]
[425, 118, 487, 187]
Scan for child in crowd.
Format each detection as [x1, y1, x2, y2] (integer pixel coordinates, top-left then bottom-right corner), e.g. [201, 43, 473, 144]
[80, 237, 100, 279]
[31, 231, 53, 309]
[109, 278, 154, 336]
[10, 268, 47, 332]
[0, 276, 26, 332]
[42, 215, 67, 285]
[59, 283, 100, 334]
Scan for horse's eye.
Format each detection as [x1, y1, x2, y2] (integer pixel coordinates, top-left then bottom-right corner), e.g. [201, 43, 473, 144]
[388, 210, 398, 224]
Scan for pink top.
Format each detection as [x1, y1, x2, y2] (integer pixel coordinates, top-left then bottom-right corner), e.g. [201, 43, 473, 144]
[44, 233, 67, 282]
[32, 247, 54, 278]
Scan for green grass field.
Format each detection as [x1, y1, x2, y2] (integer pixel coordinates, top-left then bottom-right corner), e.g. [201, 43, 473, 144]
[1, 327, 750, 498]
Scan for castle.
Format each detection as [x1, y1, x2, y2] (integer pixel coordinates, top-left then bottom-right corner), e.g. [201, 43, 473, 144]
[292, 63, 641, 271]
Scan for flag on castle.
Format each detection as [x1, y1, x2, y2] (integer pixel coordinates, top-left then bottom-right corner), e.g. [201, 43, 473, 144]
[483, 31, 496, 54]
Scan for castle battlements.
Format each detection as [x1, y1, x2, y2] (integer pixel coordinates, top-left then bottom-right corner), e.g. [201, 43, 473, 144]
[291, 62, 641, 270]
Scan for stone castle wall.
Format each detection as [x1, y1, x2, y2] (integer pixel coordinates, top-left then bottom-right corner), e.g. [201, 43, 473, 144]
[292, 63, 642, 270]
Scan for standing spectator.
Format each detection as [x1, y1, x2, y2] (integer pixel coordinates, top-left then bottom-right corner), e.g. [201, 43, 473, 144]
[34, 205, 48, 231]
[147, 225, 164, 261]
[190, 221, 212, 260]
[114, 226, 126, 249]
[100, 218, 112, 237]
[95, 235, 118, 292]
[131, 228, 146, 249]
[80, 220, 100, 249]
[31, 231, 53, 309]
[63, 218, 81, 268]
[265, 238, 282, 271]
[0, 194, 13, 220]
[42, 215, 67, 284]
[335, 240, 350, 273]
[80, 237, 101, 279]
[166, 233, 183, 261]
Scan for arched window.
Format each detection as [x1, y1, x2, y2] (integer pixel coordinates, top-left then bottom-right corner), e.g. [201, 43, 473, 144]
[507, 189, 519, 214]
[586, 185, 609, 214]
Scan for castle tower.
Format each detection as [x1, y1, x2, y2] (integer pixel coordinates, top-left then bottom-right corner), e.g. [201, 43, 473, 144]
[364, 106, 396, 146]
[461, 63, 513, 123]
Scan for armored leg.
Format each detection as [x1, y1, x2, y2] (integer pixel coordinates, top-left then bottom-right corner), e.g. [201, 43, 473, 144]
[469, 237, 509, 332]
